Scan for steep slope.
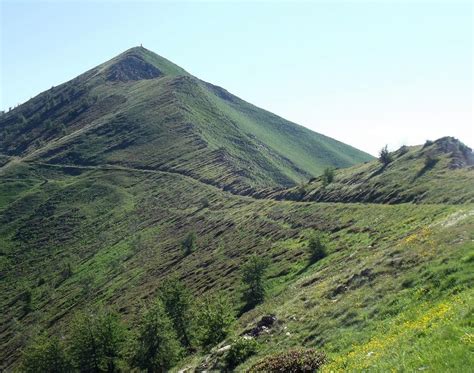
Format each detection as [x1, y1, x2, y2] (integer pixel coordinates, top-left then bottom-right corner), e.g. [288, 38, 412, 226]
[0, 160, 472, 371]
[0, 47, 372, 193]
[1, 47, 472, 372]
[264, 137, 474, 204]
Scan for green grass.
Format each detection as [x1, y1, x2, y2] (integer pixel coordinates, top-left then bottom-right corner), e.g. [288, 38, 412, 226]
[270, 137, 474, 204]
[0, 161, 472, 371]
[0, 47, 472, 372]
[0, 47, 372, 194]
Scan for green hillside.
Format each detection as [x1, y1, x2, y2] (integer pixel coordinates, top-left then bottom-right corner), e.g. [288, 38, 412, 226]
[265, 137, 474, 204]
[0, 159, 472, 371]
[0, 47, 472, 372]
[0, 47, 372, 194]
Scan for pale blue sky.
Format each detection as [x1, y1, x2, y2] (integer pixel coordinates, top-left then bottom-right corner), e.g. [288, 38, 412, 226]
[1, 0, 472, 155]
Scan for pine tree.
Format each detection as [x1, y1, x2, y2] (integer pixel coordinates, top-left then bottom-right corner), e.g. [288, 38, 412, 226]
[158, 278, 194, 349]
[241, 255, 269, 308]
[21, 334, 71, 373]
[131, 300, 182, 373]
[68, 309, 127, 372]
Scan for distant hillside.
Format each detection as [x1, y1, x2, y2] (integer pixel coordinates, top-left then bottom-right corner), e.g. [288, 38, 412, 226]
[262, 137, 474, 204]
[0, 47, 372, 193]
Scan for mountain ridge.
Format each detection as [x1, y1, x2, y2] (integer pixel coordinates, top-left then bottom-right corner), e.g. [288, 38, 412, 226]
[0, 47, 373, 193]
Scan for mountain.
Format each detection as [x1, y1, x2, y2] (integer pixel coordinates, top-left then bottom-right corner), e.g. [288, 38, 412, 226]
[262, 137, 474, 204]
[0, 46, 372, 194]
[0, 47, 472, 372]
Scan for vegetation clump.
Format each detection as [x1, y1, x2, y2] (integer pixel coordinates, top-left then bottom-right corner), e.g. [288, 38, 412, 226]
[322, 167, 335, 186]
[131, 300, 182, 372]
[248, 348, 327, 373]
[307, 232, 328, 264]
[21, 334, 71, 373]
[196, 294, 235, 350]
[379, 145, 393, 166]
[241, 255, 269, 309]
[158, 278, 194, 349]
[225, 337, 259, 369]
[181, 232, 197, 255]
[68, 309, 127, 372]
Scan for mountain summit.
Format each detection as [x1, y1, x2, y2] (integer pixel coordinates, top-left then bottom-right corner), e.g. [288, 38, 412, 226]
[98, 47, 190, 82]
[0, 47, 372, 192]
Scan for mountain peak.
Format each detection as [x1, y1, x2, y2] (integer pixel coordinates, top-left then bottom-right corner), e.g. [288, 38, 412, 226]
[100, 46, 189, 82]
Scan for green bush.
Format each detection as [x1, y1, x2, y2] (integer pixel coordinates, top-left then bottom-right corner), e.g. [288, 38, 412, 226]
[196, 294, 235, 350]
[322, 167, 335, 186]
[68, 308, 127, 372]
[248, 348, 327, 373]
[307, 232, 327, 264]
[241, 255, 269, 309]
[225, 337, 259, 369]
[158, 278, 194, 348]
[379, 145, 393, 166]
[131, 300, 182, 372]
[181, 232, 197, 255]
[21, 334, 71, 373]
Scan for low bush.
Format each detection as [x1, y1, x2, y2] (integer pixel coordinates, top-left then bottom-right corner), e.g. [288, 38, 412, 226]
[307, 232, 327, 264]
[248, 348, 327, 373]
[225, 337, 259, 369]
[322, 167, 335, 186]
[181, 232, 197, 255]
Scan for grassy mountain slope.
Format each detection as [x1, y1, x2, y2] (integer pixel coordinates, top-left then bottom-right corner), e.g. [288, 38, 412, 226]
[264, 137, 474, 204]
[0, 158, 472, 371]
[0, 47, 372, 194]
[1, 47, 472, 372]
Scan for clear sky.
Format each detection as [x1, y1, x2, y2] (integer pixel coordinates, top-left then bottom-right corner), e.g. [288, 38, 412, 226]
[1, 0, 472, 155]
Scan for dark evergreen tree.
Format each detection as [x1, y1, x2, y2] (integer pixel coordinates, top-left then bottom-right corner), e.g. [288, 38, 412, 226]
[158, 278, 194, 349]
[21, 334, 71, 373]
[241, 255, 269, 309]
[68, 309, 127, 372]
[131, 300, 182, 373]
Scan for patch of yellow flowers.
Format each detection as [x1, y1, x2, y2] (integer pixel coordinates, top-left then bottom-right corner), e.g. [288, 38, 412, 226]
[322, 301, 453, 372]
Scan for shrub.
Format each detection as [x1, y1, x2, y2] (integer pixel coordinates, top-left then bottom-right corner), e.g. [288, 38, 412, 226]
[131, 300, 182, 372]
[68, 308, 127, 372]
[181, 232, 197, 255]
[241, 255, 269, 309]
[200, 197, 210, 208]
[158, 278, 194, 348]
[379, 145, 393, 166]
[21, 334, 71, 373]
[321, 167, 335, 186]
[225, 337, 259, 369]
[248, 348, 327, 373]
[196, 294, 235, 350]
[307, 232, 327, 264]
